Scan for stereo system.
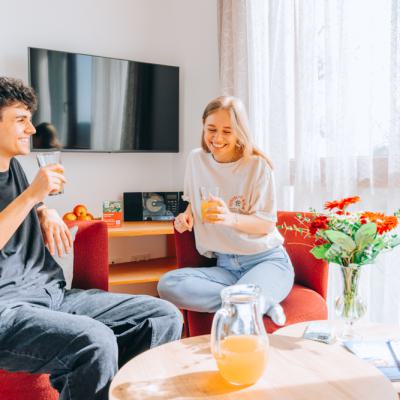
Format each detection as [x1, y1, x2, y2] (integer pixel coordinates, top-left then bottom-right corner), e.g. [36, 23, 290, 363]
[123, 192, 188, 221]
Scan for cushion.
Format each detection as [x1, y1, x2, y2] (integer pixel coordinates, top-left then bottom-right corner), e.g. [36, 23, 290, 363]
[186, 284, 328, 337]
[0, 371, 58, 400]
[52, 225, 78, 289]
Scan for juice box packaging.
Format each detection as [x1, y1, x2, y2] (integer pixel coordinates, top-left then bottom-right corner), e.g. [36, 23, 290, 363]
[103, 201, 122, 227]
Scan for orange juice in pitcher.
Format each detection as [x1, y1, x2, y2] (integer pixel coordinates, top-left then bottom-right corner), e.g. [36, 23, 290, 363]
[211, 284, 269, 386]
[214, 335, 268, 386]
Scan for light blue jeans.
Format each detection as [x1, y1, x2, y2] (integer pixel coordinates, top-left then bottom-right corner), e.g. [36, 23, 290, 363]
[158, 245, 294, 314]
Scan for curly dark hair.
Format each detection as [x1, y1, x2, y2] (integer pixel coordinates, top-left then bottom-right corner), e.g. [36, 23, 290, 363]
[0, 77, 37, 119]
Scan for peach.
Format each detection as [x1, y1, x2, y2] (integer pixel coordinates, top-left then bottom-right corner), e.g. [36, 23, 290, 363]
[63, 212, 78, 222]
[73, 204, 87, 217]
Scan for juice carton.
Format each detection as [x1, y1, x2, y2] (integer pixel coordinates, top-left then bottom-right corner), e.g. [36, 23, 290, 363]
[103, 201, 122, 227]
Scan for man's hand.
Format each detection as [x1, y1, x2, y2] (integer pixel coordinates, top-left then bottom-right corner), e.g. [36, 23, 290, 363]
[174, 209, 194, 233]
[38, 208, 73, 257]
[28, 165, 66, 204]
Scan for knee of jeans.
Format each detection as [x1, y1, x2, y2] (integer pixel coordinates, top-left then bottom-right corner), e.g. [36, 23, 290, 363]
[81, 323, 118, 367]
[159, 298, 184, 326]
[157, 271, 186, 301]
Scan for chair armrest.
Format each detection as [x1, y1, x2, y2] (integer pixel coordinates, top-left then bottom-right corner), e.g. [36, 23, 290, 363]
[174, 227, 215, 268]
[66, 220, 109, 291]
[277, 211, 329, 300]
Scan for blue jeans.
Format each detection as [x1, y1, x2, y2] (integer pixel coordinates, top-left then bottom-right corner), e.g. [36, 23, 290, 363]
[0, 287, 182, 400]
[158, 246, 294, 313]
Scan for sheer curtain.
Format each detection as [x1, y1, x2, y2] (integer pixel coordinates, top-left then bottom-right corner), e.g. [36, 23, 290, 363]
[218, 0, 400, 323]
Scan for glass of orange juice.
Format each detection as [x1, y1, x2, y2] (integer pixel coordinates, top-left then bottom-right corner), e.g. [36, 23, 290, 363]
[211, 284, 269, 386]
[36, 151, 64, 196]
[200, 186, 220, 223]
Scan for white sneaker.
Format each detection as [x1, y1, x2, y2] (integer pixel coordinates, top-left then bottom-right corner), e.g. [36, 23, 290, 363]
[267, 303, 286, 326]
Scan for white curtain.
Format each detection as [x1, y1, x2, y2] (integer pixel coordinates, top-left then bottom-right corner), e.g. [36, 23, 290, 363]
[218, 0, 400, 324]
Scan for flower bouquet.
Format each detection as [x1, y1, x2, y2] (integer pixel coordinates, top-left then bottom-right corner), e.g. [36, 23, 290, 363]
[280, 196, 400, 338]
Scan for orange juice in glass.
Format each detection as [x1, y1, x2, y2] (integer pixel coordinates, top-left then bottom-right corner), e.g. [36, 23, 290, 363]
[200, 186, 220, 223]
[36, 151, 64, 195]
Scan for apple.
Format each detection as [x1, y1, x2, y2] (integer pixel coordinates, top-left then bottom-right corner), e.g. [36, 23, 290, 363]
[73, 204, 87, 217]
[78, 214, 93, 221]
[63, 212, 78, 222]
[86, 213, 94, 220]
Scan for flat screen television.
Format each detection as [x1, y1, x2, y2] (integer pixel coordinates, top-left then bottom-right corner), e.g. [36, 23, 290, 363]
[28, 47, 179, 152]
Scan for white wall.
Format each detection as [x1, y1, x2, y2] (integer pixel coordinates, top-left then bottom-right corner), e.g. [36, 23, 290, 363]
[0, 0, 219, 217]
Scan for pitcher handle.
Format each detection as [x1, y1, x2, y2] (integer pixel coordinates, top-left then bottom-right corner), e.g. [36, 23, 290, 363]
[210, 308, 230, 358]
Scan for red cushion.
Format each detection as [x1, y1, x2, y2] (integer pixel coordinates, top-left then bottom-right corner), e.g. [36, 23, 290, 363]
[0, 371, 58, 400]
[186, 284, 328, 337]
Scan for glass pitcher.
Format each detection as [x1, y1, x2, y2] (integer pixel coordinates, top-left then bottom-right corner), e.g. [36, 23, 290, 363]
[211, 284, 269, 386]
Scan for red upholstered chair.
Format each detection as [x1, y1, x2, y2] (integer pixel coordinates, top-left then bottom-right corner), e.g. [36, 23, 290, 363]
[174, 211, 329, 337]
[0, 220, 109, 400]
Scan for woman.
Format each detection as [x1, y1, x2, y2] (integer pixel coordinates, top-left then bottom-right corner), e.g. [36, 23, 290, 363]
[158, 96, 294, 325]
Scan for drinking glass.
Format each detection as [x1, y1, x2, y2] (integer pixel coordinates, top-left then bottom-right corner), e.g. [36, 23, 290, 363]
[199, 186, 220, 223]
[211, 284, 269, 386]
[36, 151, 64, 196]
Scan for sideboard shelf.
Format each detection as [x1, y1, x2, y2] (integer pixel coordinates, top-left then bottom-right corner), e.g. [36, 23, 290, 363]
[107, 221, 176, 287]
[109, 257, 177, 285]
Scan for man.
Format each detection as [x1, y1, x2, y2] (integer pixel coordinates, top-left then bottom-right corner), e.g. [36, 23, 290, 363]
[0, 77, 182, 399]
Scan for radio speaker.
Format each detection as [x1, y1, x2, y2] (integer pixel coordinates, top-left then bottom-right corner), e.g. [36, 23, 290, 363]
[123, 192, 143, 221]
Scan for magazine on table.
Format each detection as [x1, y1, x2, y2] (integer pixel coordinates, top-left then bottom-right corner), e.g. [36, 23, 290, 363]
[343, 339, 400, 382]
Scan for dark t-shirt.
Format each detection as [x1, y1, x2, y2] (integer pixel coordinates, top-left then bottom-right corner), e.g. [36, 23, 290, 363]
[0, 158, 65, 301]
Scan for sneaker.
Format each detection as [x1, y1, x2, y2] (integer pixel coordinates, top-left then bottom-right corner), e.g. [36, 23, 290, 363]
[267, 303, 286, 326]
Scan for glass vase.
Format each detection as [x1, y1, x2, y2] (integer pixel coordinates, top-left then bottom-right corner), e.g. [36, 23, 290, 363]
[334, 264, 367, 340]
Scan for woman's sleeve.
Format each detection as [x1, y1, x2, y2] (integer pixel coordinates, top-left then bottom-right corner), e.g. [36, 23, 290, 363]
[248, 164, 278, 223]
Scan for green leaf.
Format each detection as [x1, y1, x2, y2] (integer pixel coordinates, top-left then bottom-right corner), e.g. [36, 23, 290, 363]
[310, 244, 331, 259]
[325, 244, 345, 264]
[388, 235, 400, 249]
[355, 223, 376, 251]
[325, 230, 356, 252]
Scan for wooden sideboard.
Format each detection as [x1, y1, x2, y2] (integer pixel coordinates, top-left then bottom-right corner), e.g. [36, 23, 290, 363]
[107, 221, 177, 287]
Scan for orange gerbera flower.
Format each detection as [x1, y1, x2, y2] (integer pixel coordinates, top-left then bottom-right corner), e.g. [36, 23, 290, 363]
[339, 196, 361, 209]
[324, 200, 342, 210]
[324, 196, 360, 211]
[361, 212, 398, 234]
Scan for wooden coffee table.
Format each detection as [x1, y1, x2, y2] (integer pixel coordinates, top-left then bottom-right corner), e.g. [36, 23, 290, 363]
[109, 334, 397, 399]
[274, 320, 400, 396]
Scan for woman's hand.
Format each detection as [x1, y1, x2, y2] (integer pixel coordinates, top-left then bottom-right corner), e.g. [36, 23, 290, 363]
[38, 208, 73, 257]
[174, 208, 194, 233]
[205, 196, 236, 227]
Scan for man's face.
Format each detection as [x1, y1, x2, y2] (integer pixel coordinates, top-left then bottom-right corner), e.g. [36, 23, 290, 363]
[0, 103, 36, 163]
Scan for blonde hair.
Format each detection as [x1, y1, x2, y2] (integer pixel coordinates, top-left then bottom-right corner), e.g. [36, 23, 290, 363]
[201, 96, 273, 168]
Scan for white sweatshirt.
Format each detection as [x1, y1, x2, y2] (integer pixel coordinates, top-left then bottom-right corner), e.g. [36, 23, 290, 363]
[183, 148, 284, 257]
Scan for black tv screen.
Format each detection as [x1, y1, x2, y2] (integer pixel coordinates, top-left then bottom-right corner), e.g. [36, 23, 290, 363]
[28, 47, 179, 152]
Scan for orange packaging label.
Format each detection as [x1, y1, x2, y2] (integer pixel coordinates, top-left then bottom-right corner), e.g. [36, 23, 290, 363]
[102, 212, 122, 227]
[103, 201, 122, 228]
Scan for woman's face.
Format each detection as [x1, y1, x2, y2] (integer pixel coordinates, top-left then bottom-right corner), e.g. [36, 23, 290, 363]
[203, 109, 240, 163]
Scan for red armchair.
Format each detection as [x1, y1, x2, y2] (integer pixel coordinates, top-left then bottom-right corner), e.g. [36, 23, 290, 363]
[0, 220, 109, 400]
[174, 211, 329, 337]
